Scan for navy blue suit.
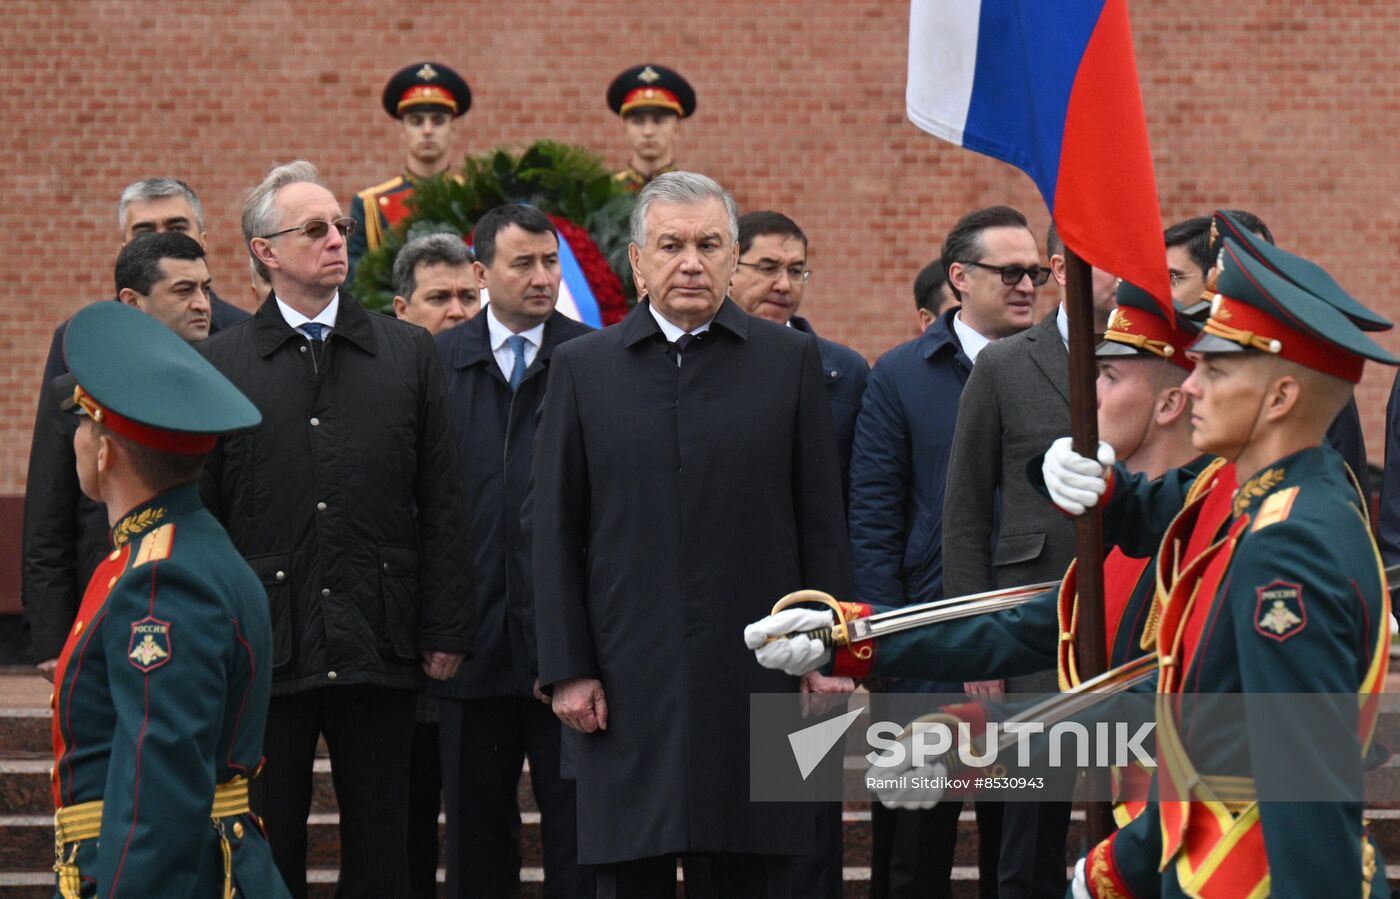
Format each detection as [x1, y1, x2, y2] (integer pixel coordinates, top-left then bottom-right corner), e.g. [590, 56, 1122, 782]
[847, 308, 1000, 899]
[790, 315, 868, 498]
[432, 310, 595, 898]
[848, 307, 970, 608]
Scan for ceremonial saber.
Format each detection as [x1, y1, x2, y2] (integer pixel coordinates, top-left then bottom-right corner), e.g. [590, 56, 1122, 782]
[768, 580, 1058, 655]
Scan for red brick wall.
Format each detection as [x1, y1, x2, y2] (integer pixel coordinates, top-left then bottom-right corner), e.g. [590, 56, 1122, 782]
[3, 0, 1399, 504]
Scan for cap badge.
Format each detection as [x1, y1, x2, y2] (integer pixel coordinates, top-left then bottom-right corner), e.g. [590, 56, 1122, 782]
[638, 66, 661, 84]
[1111, 310, 1133, 332]
[416, 63, 439, 81]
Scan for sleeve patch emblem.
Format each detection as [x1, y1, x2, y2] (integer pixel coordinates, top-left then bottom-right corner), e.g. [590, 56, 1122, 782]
[128, 617, 172, 671]
[1254, 580, 1306, 642]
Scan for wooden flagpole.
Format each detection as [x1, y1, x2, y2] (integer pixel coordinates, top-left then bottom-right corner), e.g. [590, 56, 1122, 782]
[1063, 246, 1115, 845]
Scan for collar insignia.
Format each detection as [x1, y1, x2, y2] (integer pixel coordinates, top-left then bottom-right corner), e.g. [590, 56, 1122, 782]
[1233, 468, 1285, 517]
[113, 507, 166, 547]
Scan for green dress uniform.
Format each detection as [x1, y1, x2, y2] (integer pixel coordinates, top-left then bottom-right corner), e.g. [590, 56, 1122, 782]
[611, 161, 676, 194]
[606, 64, 695, 192]
[826, 282, 1203, 684]
[348, 171, 423, 274]
[48, 302, 285, 898]
[348, 61, 471, 285]
[1076, 241, 1397, 899]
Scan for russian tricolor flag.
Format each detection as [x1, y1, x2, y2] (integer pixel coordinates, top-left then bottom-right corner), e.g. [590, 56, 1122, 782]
[908, 0, 1171, 314]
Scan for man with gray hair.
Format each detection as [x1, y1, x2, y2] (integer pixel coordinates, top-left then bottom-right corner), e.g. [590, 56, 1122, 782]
[199, 160, 474, 897]
[22, 177, 249, 676]
[532, 172, 852, 897]
[392, 232, 480, 334]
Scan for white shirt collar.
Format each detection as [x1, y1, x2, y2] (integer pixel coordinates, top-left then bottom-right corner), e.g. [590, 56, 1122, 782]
[276, 291, 340, 332]
[648, 302, 713, 342]
[486, 304, 546, 351]
[951, 310, 995, 363]
[1056, 303, 1070, 347]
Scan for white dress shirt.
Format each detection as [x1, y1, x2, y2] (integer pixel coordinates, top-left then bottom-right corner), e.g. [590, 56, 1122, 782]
[1056, 303, 1071, 348]
[648, 303, 714, 366]
[951, 310, 995, 363]
[487, 305, 546, 382]
[274, 292, 340, 341]
[276, 291, 340, 339]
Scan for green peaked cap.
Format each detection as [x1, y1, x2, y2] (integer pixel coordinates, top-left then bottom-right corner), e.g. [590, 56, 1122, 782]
[61, 302, 261, 442]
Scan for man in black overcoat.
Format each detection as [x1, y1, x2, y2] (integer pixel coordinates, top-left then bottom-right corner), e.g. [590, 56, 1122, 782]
[532, 171, 854, 898]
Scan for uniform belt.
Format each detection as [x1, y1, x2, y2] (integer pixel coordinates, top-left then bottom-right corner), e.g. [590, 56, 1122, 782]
[54, 775, 251, 899]
[1196, 773, 1257, 811]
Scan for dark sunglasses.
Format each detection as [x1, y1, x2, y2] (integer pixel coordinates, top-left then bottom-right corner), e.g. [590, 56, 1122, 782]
[961, 260, 1052, 286]
[260, 217, 356, 241]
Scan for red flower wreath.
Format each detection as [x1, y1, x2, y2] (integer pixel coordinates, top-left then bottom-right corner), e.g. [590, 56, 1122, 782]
[546, 214, 629, 326]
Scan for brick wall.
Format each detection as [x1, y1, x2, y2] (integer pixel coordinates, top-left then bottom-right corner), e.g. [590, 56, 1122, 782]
[3, 0, 1398, 501]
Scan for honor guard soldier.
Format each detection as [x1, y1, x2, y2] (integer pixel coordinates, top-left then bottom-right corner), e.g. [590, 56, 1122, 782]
[347, 61, 472, 287]
[746, 281, 1201, 689]
[747, 284, 1200, 850]
[49, 302, 289, 898]
[1048, 241, 1396, 898]
[606, 63, 695, 192]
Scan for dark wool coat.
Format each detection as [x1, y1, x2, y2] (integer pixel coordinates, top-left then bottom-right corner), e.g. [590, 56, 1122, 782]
[532, 299, 854, 863]
[198, 296, 473, 694]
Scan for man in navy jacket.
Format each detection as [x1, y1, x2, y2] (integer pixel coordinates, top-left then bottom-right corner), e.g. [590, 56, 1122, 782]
[432, 204, 594, 898]
[848, 206, 1043, 898]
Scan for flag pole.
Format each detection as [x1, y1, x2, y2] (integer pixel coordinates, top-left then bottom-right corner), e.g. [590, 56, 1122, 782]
[1063, 246, 1115, 845]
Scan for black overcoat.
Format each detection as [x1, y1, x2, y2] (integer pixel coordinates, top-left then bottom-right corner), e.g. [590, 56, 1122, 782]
[198, 296, 474, 695]
[532, 298, 854, 864]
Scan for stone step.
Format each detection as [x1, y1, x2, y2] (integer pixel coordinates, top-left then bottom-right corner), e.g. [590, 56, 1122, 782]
[9, 807, 1400, 876]
[4, 866, 1400, 899]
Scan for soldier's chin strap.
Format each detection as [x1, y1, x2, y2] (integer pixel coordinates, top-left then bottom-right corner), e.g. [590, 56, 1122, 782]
[1222, 354, 1282, 471]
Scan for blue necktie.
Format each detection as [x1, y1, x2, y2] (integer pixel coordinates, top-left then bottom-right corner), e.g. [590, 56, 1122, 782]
[300, 323, 325, 342]
[506, 334, 529, 391]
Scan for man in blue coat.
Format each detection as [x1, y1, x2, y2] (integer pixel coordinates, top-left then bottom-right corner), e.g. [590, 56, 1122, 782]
[847, 206, 1043, 898]
[432, 204, 594, 898]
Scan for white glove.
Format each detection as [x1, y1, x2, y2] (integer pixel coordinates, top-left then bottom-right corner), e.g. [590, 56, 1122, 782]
[1069, 856, 1091, 899]
[865, 717, 951, 810]
[1043, 437, 1116, 516]
[744, 608, 834, 676]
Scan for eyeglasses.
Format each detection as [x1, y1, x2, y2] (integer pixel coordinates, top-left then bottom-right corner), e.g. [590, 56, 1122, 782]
[259, 217, 357, 241]
[737, 261, 812, 283]
[961, 260, 1052, 286]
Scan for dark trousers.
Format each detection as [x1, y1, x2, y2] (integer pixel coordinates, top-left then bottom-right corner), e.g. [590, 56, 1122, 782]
[596, 853, 791, 899]
[870, 801, 1002, 899]
[996, 800, 1072, 899]
[790, 802, 843, 898]
[439, 695, 592, 899]
[407, 718, 442, 898]
[251, 684, 418, 899]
